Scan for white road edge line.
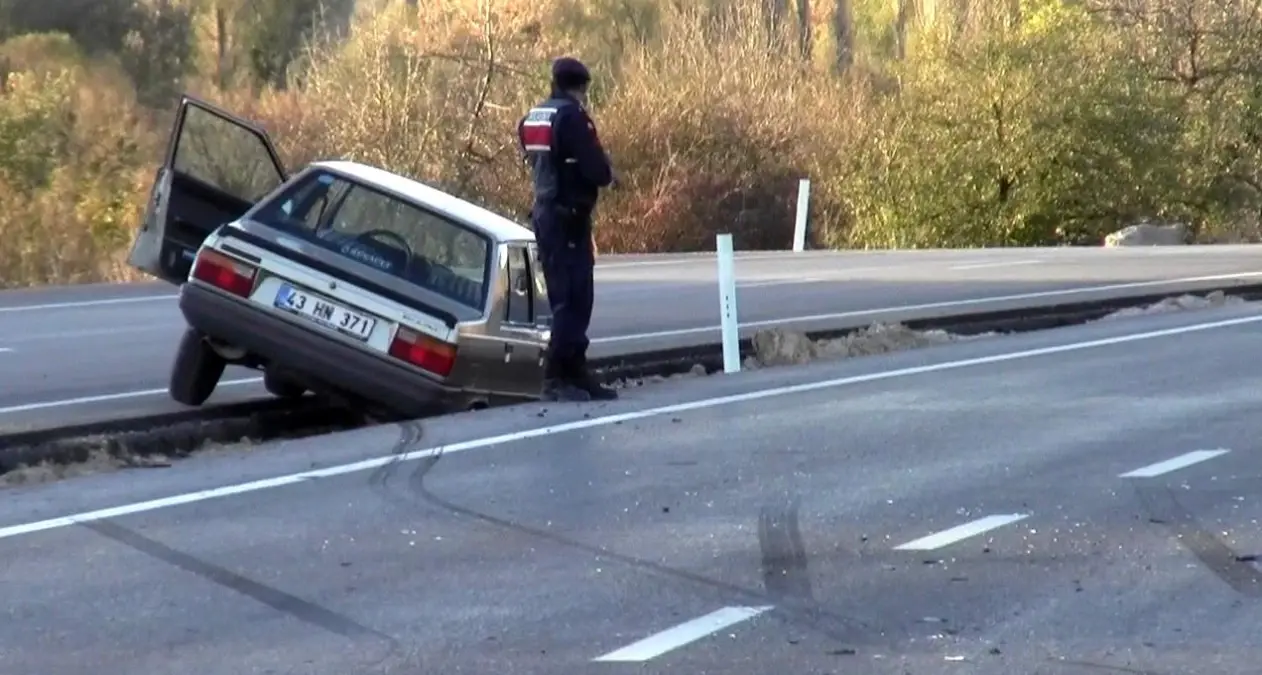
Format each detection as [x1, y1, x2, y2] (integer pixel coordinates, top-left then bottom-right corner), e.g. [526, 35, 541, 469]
[0, 378, 263, 415]
[592, 606, 773, 662]
[1, 312, 1261, 541]
[20, 271, 1259, 415]
[591, 270, 1262, 343]
[1119, 449, 1231, 478]
[950, 260, 1042, 270]
[893, 514, 1029, 551]
[0, 295, 175, 313]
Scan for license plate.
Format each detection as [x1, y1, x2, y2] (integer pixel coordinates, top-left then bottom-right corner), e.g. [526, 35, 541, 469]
[274, 284, 376, 341]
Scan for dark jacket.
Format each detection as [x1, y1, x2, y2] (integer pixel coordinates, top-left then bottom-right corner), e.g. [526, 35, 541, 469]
[517, 91, 613, 214]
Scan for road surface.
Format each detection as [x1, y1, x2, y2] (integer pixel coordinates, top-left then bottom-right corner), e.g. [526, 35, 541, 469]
[2, 300, 1261, 673]
[1, 244, 1260, 431]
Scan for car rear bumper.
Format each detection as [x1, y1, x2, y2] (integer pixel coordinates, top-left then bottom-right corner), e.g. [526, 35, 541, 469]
[179, 282, 457, 415]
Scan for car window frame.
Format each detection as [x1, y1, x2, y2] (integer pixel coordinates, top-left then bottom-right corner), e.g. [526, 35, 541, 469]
[249, 167, 496, 313]
[503, 243, 534, 327]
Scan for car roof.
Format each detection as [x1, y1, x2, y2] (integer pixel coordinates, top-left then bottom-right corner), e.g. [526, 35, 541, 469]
[310, 160, 535, 243]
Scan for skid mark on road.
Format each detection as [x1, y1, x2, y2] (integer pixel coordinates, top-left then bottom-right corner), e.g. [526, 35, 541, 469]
[893, 514, 1029, 551]
[1136, 485, 1262, 597]
[758, 501, 814, 601]
[83, 519, 400, 646]
[592, 606, 772, 662]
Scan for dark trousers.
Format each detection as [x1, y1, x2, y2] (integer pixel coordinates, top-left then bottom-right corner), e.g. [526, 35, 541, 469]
[533, 205, 595, 380]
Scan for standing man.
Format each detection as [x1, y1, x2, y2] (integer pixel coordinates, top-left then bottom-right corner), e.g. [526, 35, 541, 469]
[517, 56, 619, 402]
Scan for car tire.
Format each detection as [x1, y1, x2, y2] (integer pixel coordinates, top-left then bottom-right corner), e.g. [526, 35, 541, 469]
[169, 327, 226, 407]
[263, 367, 306, 399]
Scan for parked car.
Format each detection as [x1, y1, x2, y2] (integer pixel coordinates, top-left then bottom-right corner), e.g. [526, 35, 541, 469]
[127, 95, 552, 418]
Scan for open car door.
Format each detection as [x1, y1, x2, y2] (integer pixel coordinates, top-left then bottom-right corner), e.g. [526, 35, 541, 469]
[127, 95, 288, 285]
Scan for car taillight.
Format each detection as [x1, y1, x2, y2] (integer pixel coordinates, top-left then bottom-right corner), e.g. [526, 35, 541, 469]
[191, 248, 257, 297]
[389, 327, 457, 377]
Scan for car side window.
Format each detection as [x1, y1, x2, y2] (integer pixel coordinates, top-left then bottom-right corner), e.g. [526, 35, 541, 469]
[172, 104, 284, 203]
[505, 245, 532, 325]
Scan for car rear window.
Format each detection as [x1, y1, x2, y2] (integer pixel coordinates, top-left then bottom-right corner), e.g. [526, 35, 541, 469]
[250, 169, 491, 309]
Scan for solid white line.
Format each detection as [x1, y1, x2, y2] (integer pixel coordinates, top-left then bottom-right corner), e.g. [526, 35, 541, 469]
[596, 251, 840, 269]
[0, 378, 263, 415]
[1, 312, 1261, 541]
[893, 514, 1029, 551]
[22, 270, 1253, 414]
[592, 606, 772, 662]
[950, 260, 1042, 270]
[1119, 449, 1230, 478]
[592, 270, 1262, 343]
[0, 295, 174, 313]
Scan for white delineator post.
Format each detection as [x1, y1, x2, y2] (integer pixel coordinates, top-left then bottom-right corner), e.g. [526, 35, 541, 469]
[716, 233, 741, 374]
[792, 178, 810, 252]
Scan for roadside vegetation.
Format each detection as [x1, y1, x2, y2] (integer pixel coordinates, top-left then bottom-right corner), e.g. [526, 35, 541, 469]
[2, 0, 1262, 288]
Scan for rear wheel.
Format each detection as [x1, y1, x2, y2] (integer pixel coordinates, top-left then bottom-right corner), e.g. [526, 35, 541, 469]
[169, 327, 226, 406]
[263, 367, 306, 399]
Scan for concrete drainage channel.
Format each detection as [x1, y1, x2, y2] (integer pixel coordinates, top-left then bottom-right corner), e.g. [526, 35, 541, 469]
[2, 285, 1260, 485]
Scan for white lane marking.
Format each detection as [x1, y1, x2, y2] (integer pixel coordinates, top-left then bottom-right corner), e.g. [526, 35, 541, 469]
[1, 312, 1261, 541]
[596, 251, 843, 269]
[0, 348, 12, 354]
[22, 269, 1256, 413]
[0, 295, 174, 313]
[739, 277, 828, 289]
[592, 606, 772, 662]
[893, 514, 1029, 551]
[1, 325, 176, 343]
[1119, 449, 1230, 478]
[0, 378, 263, 415]
[950, 260, 1042, 271]
[593, 270, 1262, 344]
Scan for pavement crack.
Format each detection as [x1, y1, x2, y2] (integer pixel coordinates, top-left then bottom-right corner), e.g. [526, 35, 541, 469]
[1135, 484, 1262, 598]
[81, 519, 401, 653]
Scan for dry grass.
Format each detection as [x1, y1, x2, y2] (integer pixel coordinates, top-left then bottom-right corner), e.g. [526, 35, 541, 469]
[5, 0, 1262, 287]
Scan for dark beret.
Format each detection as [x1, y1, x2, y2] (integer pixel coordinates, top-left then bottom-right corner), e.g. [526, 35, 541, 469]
[551, 57, 591, 87]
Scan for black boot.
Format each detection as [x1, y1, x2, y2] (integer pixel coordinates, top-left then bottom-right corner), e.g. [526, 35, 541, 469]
[542, 378, 592, 402]
[570, 356, 618, 401]
[541, 353, 591, 402]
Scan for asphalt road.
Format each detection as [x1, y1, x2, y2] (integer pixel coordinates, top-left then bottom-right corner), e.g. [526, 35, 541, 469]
[2, 244, 1261, 431]
[4, 301, 1262, 673]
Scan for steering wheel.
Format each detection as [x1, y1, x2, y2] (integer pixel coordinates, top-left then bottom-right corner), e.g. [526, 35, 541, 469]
[353, 229, 413, 269]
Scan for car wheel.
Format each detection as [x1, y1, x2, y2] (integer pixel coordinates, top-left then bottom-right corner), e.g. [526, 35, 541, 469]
[263, 367, 306, 399]
[169, 327, 227, 406]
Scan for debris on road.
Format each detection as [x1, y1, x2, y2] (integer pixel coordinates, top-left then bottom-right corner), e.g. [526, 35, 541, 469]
[1095, 290, 1247, 321]
[745, 323, 992, 369]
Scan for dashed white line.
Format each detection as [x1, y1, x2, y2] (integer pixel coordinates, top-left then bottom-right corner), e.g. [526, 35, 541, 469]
[893, 514, 1029, 551]
[592, 606, 772, 662]
[1119, 449, 1230, 478]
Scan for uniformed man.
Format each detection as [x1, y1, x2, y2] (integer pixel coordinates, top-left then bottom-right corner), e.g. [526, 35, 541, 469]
[517, 56, 618, 402]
